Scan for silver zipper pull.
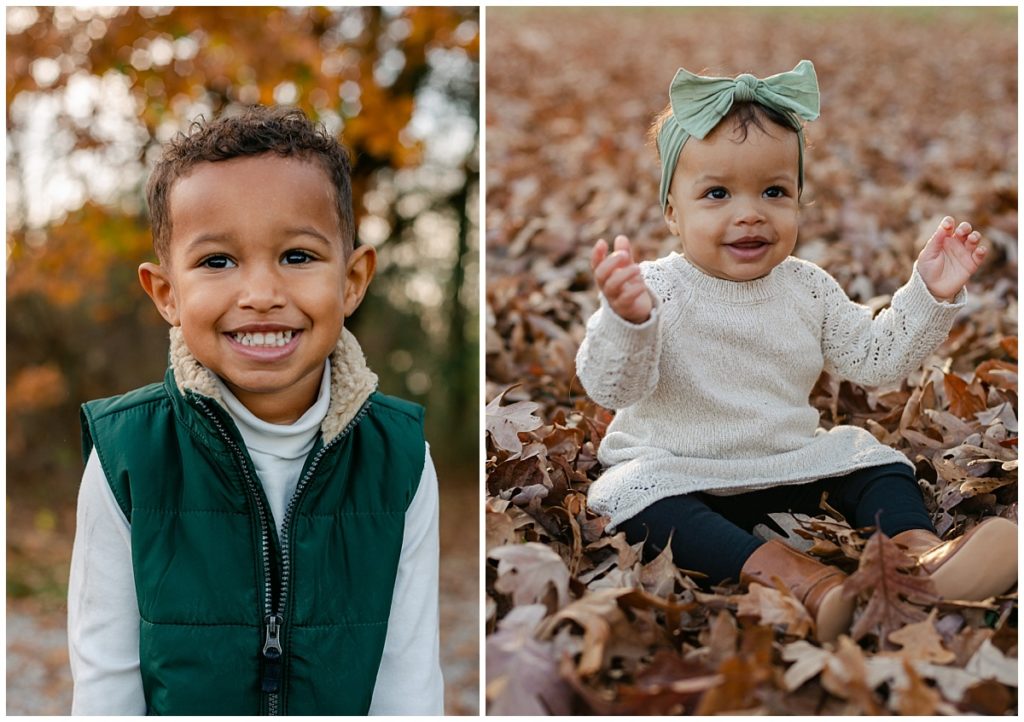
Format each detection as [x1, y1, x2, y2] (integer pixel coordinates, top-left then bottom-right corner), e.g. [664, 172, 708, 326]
[262, 614, 283, 659]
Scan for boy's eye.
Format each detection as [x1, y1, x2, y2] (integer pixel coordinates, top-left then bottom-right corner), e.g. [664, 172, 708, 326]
[282, 249, 314, 265]
[704, 187, 729, 200]
[200, 255, 236, 269]
[764, 186, 788, 198]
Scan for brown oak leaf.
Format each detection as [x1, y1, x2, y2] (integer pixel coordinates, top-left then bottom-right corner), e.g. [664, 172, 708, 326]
[732, 582, 814, 639]
[614, 650, 722, 715]
[943, 372, 987, 419]
[486, 384, 543, 455]
[536, 587, 632, 676]
[781, 640, 832, 691]
[886, 609, 956, 664]
[486, 604, 572, 715]
[821, 636, 883, 714]
[892, 658, 942, 714]
[842, 528, 938, 643]
[490, 542, 570, 609]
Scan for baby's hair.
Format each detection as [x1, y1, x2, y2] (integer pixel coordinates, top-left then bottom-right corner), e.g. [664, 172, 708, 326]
[647, 100, 801, 162]
[146, 105, 355, 261]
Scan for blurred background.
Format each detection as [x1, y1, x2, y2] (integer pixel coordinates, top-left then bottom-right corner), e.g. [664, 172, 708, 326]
[6, 6, 479, 714]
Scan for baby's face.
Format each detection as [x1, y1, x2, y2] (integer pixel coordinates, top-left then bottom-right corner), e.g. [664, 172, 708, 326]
[664, 118, 800, 282]
[147, 154, 371, 422]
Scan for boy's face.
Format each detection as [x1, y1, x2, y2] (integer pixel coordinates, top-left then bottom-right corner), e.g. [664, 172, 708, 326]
[663, 118, 800, 282]
[139, 154, 374, 424]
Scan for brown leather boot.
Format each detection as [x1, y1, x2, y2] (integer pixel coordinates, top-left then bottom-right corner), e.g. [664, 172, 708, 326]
[740, 539, 855, 643]
[892, 517, 1018, 601]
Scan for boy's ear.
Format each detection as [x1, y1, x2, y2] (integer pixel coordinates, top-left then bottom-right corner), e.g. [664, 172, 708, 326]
[138, 262, 180, 326]
[663, 195, 681, 236]
[342, 245, 376, 317]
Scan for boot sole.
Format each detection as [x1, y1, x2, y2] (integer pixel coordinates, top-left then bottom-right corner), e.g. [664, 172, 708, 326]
[928, 517, 1018, 601]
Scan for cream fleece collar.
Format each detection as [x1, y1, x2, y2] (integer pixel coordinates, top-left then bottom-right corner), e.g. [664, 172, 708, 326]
[168, 326, 378, 444]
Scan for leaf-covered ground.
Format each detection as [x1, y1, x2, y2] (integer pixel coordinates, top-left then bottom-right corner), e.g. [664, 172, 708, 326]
[485, 8, 1017, 715]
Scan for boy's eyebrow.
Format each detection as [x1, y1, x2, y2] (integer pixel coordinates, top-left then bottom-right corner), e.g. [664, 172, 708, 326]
[182, 227, 334, 251]
[185, 232, 234, 250]
[285, 226, 333, 245]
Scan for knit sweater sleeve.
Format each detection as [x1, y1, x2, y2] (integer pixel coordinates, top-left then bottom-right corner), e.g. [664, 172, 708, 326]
[814, 262, 965, 387]
[575, 260, 676, 409]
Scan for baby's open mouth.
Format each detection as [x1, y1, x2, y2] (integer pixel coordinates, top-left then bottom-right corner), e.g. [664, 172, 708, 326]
[229, 330, 295, 347]
[727, 237, 770, 249]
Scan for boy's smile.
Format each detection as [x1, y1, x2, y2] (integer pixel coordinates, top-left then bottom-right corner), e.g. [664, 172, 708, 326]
[139, 154, 374, 424]
[663, 117, 800, 282]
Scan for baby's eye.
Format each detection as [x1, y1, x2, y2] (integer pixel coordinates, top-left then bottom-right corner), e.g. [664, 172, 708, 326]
[703, 187, 729, 200]
[763, 186, 788, 198]
[200, 255, 236, 269]
[281, 249, 314, 265]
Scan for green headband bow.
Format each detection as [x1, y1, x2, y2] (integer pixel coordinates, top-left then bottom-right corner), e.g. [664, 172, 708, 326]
[657, 59, 820, 211]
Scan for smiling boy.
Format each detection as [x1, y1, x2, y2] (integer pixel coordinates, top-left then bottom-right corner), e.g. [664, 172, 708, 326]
[67, 106, 443, 715]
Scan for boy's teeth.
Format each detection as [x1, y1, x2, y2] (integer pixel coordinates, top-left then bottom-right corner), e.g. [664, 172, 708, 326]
[232, 330, 293, 347]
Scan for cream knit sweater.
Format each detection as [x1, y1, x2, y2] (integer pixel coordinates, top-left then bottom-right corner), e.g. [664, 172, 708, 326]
[577, 252, 965, 528]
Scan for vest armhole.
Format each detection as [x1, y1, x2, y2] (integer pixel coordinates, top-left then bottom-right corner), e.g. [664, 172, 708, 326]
[408, 440, 428, 506]
[80, 403, 133, 522]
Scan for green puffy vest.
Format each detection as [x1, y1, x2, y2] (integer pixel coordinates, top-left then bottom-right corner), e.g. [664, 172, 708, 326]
[80, 368, 425, 715]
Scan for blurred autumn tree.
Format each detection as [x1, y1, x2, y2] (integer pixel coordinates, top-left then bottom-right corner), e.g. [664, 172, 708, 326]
[6, 7, 479, 521]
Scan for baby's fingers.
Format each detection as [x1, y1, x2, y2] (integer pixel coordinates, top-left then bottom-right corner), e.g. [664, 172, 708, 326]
[602, 263, 644, 300]
[612, 234, 632, 257]
[613, 277, 653, 324]
[921, 216, 954, 259]
[591, 238, 610, 273]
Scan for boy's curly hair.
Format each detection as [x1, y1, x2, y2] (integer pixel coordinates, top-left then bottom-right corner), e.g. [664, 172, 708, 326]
[146, 105, 355, 261]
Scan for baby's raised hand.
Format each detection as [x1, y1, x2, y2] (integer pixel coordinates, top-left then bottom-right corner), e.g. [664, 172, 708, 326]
[591, 235, 653, 324]
[916, 216, 987, 302]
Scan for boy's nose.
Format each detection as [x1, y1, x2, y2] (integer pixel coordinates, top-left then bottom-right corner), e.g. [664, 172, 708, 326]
[237, 266, 287, 311]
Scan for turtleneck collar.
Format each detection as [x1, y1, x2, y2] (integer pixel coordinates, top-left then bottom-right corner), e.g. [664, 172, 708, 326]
[212, 359, 330, 460]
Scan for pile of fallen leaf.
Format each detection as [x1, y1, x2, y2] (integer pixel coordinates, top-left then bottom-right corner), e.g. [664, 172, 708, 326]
[485, 8, 1017, 715]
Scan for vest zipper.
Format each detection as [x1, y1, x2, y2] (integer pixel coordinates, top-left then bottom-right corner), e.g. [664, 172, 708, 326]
[194, 399, 280, 715]
[195, 395, 372, 715]
[272, 397, 373, 667]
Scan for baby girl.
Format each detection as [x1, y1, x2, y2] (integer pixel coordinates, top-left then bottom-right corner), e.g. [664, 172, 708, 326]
[576, 60, 1016, 642]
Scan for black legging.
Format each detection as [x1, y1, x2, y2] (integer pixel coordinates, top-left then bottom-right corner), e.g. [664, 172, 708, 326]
[617, 462, 935, 585]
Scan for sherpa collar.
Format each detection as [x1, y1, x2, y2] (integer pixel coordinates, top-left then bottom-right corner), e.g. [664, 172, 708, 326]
[168, 326, 378, 444]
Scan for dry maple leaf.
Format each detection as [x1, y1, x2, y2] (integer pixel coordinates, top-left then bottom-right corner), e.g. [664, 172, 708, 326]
[486, 384, 543, 455]
[820, 635, 883, 714]
[892, 657, 943, 714]
[843, 527, 938, 643]
[694, 625, 775, 714]
[781, 639, 832, 692]
[490, 542, 571, 609]
[701, 611, 739, 671]
[732, 582, 814, 639]
[486, 603, 573, 715]
[886, 609, 956, 664]
[943, 372, 988, 419]
[637, 537, 689, 597]
[613, 649, 722, 715]
[537, 586, 631, 676]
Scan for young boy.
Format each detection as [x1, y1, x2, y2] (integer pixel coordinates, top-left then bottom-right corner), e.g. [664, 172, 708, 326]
[67, 106, 444, 714]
